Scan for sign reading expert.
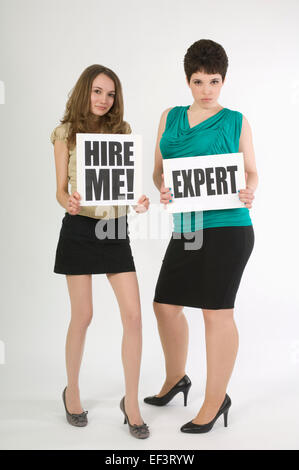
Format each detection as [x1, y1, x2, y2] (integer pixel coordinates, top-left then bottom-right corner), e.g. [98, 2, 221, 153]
[163, 153, 246, 213]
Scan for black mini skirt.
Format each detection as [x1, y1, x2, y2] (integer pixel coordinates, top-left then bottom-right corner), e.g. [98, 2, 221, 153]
[54, 212, 135, 275]
[154, 225, 254, 310]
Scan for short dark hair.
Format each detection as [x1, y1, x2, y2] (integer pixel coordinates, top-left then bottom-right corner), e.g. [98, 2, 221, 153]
[184, 39, 228, 83]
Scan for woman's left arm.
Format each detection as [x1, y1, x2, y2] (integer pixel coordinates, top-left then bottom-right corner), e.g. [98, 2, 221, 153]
[124, 121, 150, 213]
[238, 115, 259, 209]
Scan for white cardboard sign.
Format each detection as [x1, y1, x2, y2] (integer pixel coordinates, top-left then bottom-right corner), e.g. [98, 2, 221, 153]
[163, 152, 246, 213]
[76, 133, 142, 206]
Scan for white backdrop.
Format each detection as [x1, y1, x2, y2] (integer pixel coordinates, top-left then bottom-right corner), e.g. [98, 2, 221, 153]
[0, 0, 298, 450]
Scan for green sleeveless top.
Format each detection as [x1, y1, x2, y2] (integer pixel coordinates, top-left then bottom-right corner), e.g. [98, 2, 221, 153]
[160, 106, 252, 232]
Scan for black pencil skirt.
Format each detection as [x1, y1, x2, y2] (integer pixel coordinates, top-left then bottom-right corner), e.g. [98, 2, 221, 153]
[154, 225, 255, 310]
[54, 212, 136, 275]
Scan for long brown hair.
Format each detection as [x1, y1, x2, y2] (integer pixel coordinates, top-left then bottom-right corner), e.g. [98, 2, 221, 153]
[61, 64, 128, 149]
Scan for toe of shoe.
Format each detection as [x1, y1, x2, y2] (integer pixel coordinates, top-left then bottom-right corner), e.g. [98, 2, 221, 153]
[144, 396, 154, 403]
[180, 421, 192, 432]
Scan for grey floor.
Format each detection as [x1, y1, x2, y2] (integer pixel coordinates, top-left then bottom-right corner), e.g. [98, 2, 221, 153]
[1, 377, 298, 450]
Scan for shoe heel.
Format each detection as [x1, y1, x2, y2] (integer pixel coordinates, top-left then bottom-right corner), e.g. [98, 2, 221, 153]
[183, 384, 191, 406]
[224, 410, 228, 427]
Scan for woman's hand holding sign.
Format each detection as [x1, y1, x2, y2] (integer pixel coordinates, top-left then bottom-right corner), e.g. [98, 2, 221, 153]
[133, 194, 150, 213]
[67, 191, 81, 215]
[238, 186, 255, 209]
[160, 174, 173, 208]
[238, 173, 255, 209]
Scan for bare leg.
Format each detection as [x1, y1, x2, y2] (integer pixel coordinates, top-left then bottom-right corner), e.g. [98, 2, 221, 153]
[64, 274, 93, 414]
[192, 308, 238, 424]
[153, 302, 189, 396]
[106, 271, 143, 426]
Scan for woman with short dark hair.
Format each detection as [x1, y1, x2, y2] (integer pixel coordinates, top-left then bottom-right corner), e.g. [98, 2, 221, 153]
[145, 39, 258, 434]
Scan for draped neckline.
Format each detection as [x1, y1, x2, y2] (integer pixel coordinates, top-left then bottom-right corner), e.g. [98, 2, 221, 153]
[185, 105, 227, 130]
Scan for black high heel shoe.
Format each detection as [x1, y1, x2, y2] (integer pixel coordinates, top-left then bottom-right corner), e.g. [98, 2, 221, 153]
[144, 375, 192, 406]
[180, 393, 231, 433]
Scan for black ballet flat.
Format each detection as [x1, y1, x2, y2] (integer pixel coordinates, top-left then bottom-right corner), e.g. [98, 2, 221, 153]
[180, 393, 231, 433]
[144, 375, 192, 406]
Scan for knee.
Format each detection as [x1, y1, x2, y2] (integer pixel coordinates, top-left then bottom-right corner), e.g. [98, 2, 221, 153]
[153, 301, 182, 319]
[84, 312, 93, 328]
[153, 301, 164, 318]
[122, 311, 142, 331]
[202, 308, 234, 326]
[70, 308, 93, 329]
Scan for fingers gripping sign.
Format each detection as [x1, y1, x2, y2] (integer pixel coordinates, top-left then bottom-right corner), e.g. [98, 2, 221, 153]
[160, 174, 173, 209]
[238, 187, 255, 209]
[68, 191, 81, 215]
[133, 194, 150, 213]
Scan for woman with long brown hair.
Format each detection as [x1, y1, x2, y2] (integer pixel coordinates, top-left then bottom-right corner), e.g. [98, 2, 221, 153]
[51, 64, 150, 439]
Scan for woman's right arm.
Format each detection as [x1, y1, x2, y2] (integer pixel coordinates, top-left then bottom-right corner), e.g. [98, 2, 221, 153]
[153, 107, 173, 206]
[53, 140, 81, 215]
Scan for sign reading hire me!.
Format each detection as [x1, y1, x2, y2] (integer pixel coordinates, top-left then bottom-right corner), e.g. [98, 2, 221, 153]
[163, 152, 247, 213]
[76, 133, 142, 206]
